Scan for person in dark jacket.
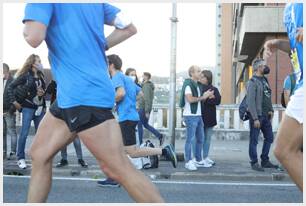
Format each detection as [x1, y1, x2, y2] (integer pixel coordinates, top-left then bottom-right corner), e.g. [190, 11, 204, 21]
[45, 80, 88, 168]
[7, 54, 46, 169]
[3, 63, 18, 160]
[194, 70, 221, 166]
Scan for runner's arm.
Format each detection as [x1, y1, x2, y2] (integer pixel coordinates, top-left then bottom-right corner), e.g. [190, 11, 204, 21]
[23, 21, 47, 48]
[264, 39, 291, 59]
[115, 87, 125, 103]
[106, 12, 137, 50]
[106, 24, 137, 50]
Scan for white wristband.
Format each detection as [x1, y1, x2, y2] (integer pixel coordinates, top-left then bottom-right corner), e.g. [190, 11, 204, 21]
[114, 12, 132, 29]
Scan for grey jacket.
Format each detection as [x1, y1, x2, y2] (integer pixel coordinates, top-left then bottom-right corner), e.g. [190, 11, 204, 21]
[246, 76, 273, 120]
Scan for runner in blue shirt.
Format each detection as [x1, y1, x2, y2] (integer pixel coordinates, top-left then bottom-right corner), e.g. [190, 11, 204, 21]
[263, 3, 303, 192]
[22, 3, 164, 202]
[99, 54, 177, 187]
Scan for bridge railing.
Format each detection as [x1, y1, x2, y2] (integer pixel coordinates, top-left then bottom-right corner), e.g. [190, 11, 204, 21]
[16, 103, 285, 134]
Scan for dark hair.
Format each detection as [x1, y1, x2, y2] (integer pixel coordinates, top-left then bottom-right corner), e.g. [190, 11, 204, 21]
[107, 54, 122, 70]
[125, 68, 136, 75]
[3, 63, 9, 72]
[143, 72, 151, 80]
[201, 70, 213, 85]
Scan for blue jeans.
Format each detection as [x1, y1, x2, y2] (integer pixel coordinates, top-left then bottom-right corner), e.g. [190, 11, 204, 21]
[60, 136, 83, 160]
[17, 107, 45, 160]
[193, 126, 213, 159]
[184, 116, 204, 162]
[203, 127, 213, 159]
[249, 115, 274, 165]
[137, 109, 162, 144]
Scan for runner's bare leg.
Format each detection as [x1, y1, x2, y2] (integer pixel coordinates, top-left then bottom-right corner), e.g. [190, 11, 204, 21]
[27, 112, 76, 202]
[274, 114, 303, 191]
[78, 119, 164, 202]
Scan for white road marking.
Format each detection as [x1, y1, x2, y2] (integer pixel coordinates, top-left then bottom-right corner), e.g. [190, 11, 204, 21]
[3, 175, 296, 187]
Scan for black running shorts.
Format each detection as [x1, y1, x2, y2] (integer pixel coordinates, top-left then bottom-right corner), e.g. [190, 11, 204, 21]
[49, 100, 114, 133]
[119, 120, 138, 146]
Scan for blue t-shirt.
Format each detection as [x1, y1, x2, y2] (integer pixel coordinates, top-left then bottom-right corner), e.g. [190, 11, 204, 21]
[284, 3, 303, 89]
[283, 75, 292, 90]
[112, 72, 141, 122]
[23, 3, 120, 108]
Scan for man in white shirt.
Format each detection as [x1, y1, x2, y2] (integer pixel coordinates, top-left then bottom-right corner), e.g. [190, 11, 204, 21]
[179, 65, 214, 171]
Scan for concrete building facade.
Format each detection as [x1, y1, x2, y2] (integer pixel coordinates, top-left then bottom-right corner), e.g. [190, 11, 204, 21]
[219, 3, 292, 104]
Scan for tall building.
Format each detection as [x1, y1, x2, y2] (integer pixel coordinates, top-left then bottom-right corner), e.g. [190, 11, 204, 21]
[215, 4, 222, 92]
[217, 3, 235, 104]
[217, 3, 291, 104]
[231, 3, 291, 104]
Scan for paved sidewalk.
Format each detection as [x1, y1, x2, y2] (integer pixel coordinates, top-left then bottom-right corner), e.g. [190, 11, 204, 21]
[3, 135, 290, 182]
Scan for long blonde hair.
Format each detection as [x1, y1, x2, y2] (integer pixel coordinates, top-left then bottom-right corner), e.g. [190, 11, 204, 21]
[16, 54, 40, 77]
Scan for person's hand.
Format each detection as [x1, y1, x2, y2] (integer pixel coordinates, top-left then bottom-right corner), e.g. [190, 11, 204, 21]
[208, 94, 215, 99]
[145, 112, 150, 119]
[268, 111, 274, 121]
[203, 89, 214, 100]
[254, 120, 261, 129]
[37, 87, 45, 97]
[9, 104, 16, 114]
[296, 27, 303, 43]
[263, 39, 278, 60]
[13, 101, 22, 111]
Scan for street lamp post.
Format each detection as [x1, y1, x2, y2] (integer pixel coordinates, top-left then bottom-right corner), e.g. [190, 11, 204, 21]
[169, 2, 178, 148]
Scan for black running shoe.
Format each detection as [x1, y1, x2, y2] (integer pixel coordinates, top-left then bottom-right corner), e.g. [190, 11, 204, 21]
[261, 160, 278, 169]
[164, 144, 177, 168]
[78, 159, 88, 168]
[97, 178, 120, 187]
[56, 159, 68, 168]
[251, 163, 264, 172]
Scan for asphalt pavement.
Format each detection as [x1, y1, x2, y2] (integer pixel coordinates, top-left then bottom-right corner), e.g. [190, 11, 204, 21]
[4, 135, 291, 183]
[3, 175, 302, 203]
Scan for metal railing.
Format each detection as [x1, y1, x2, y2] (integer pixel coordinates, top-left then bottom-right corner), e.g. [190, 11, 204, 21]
[16, 103, 285, 133]
[147, 104, 285, 133]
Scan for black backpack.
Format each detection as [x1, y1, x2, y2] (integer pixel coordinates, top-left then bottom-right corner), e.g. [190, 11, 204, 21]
[281, 74, 296, 108]
[140, 140, 159, 169]
[239, 78, 256, 121]
[239, 95, 250, 121]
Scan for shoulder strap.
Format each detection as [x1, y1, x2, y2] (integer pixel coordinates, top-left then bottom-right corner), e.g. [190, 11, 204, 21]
[289, 74, 296, 94]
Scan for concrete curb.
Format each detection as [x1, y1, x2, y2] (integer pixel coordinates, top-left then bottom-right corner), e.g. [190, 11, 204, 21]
[4, 166, 291, 183]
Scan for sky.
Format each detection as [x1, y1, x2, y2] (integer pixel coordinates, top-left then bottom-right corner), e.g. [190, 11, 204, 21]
[3, 2, 216, 77]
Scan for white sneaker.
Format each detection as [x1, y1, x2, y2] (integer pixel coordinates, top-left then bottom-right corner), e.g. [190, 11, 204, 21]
[185, 160, 197, 171]
[193, 159, 212, 168]
[17, 159, 27, 169]
[205, 157, 215, 165]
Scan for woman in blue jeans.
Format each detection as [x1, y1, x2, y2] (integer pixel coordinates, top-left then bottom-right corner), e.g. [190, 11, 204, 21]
[193, 70, 221, 166]
[8, 54, 46, 169]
